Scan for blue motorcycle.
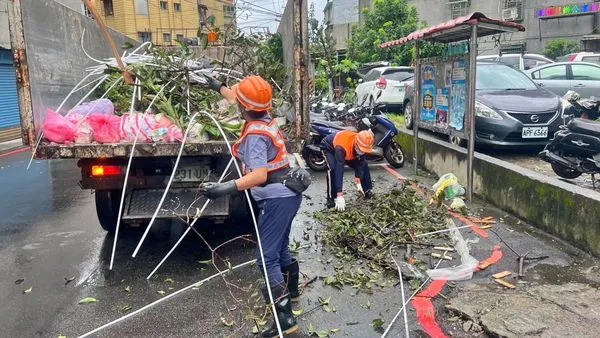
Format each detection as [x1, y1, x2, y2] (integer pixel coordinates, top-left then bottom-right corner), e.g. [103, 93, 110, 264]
[302, 107, 405, 171]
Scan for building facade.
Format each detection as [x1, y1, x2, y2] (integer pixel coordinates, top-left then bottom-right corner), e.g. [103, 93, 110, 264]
[92, 0, 234, 46]
[323, 0, 360, 51]
[407, 0, 600, 55]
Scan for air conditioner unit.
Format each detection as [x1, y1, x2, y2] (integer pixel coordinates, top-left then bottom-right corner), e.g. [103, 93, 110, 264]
[502, 8, 519, 21]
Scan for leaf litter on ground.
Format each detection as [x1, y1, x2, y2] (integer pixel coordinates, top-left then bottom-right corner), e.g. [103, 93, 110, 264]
[314, 185, 449, 292]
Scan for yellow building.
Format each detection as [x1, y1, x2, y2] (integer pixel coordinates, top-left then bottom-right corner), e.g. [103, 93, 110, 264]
[93, 0, 235, 46]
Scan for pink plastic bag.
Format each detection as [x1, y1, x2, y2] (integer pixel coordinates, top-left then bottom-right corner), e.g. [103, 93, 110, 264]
[66, 113, 93, 144]
[43, 109, 76, 144]
[87, 114, 122, 143]
[120, 113, 157, 142]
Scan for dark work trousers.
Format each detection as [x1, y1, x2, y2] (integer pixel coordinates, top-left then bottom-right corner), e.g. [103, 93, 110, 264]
[324, 150, 373, 200]
[256, 193, 303, 288]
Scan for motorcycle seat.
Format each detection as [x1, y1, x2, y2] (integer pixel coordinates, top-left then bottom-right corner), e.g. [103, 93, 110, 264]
[569, 118, 600, 137]
[312, 119, 357, 131]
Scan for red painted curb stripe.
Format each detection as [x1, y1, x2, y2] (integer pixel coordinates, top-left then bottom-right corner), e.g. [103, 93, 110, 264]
[476, 245, 503, 271]
[0, 147, 28, 158]
[412, 279, 448, 338]
[384, 165, 488, 239]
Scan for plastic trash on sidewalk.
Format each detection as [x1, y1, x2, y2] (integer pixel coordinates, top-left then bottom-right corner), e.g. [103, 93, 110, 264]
[43, 109, 77, 144]
[450, 198, 467, 212]
[432, 173, 466, 202]
[427, 219, 479, 281]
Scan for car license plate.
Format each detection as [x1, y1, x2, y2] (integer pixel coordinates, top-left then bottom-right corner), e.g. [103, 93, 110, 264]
[521, 127, 548, 139]
[173, 166, 211, 182]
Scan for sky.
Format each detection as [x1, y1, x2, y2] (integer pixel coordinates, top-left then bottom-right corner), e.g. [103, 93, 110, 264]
[236, 0, 327, 33]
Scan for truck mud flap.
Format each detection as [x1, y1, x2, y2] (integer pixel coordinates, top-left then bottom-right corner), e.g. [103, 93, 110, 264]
[122, 188, 230, 220]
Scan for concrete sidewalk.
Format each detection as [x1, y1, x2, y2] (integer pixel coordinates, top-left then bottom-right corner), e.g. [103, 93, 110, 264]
[0, 139, 25, 156]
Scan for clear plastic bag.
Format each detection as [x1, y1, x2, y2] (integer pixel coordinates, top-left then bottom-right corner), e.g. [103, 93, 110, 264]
[427, 219, 479, 281]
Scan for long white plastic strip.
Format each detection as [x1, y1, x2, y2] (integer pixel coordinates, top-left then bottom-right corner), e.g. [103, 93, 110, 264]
[389, 245, 410, 338]
[77, 259, 256, 338]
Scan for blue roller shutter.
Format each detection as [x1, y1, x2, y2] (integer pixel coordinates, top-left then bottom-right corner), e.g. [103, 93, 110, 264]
[0, 50, 20, 126]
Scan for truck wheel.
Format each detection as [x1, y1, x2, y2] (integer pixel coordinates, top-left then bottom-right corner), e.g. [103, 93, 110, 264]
[95, 190, 122, 233]
[302, 147, 327, 172]
[384, 141, 405, 168]
[551, 163, 582, 179]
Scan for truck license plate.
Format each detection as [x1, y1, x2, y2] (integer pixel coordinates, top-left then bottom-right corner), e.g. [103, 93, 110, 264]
[521, 127, 548, 139]
[173, 166, 211, 182]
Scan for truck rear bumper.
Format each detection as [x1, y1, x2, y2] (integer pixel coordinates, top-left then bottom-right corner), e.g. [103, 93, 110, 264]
[123, 188, 230, 220]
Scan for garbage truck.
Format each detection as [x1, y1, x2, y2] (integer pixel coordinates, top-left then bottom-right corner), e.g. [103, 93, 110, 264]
[8, 0, 310, 232]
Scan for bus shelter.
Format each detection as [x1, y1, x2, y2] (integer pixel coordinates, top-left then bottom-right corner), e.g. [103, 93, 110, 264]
[380, 12, 525, 201]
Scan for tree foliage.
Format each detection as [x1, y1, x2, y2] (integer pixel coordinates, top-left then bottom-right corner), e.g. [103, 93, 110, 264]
[543, 39, 580, 60]
[347, 0, 444, 65]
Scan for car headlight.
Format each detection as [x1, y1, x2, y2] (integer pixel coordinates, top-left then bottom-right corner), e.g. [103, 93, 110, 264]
[475, 102, 503, 120]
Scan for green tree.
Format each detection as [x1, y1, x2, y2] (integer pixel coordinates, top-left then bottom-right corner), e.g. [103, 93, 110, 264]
[347, 0, 444, 65]
[543, 39, 580, 60]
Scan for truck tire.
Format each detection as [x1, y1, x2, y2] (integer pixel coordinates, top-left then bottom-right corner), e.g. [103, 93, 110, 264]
[95, 190, 122, 233]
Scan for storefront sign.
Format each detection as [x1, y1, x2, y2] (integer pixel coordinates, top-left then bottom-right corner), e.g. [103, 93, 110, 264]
[538, 3, 600, 18]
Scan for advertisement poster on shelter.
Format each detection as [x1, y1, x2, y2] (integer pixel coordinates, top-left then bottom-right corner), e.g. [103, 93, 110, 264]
[450, 60, 467, 131]
[421, 65, 436, 122]
[436, 88, 449, 129]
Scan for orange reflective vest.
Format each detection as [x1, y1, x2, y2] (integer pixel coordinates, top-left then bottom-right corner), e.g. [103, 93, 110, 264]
[231, 118, 290, 172]
[333, 130, 358, 161]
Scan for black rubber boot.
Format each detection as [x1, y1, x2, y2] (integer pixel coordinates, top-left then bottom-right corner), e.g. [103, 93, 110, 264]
[364, 190, 374, 200]
[261, 285, 299, 338]
[326, 198, 335, 208]
[282, 259, 300, 302]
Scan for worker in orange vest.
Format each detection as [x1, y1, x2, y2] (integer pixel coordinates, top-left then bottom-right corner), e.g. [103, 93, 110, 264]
[200, 75, 310, 337]
[321, 129, 377, 211]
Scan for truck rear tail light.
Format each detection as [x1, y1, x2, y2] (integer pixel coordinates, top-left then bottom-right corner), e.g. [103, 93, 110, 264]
[91, 165, 122, 176]
[376, 77, 387, 89]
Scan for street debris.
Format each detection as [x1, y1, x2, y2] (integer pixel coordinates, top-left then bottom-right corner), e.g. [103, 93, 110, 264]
[315, 186, 449, 291]
[23, 287, 32, 294]
[431, 253, 453, 261]
[64, 276, 75, 286]
[14, 278, 24, 285]
[124, 286, 131, 293]
[431, 173, 465, 203]
[492, 271, 512, 279]
[78, 297, 97, 304]
[494, 279, 516, 289]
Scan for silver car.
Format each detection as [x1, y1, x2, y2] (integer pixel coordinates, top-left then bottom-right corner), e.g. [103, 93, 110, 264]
[524, 62, 600, 98]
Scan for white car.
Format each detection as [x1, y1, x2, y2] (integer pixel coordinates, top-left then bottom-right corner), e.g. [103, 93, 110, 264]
[477, 53, 554, 71]
[354, 66, 414, 112]
[557, 52, 600, 65]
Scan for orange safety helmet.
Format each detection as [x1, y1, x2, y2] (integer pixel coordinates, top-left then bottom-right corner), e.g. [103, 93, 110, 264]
[356, 130, 376, 154]
[231, 76, 273, 112]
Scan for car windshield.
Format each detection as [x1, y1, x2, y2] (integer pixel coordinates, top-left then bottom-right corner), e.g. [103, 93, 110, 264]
[476, 64, 537, 91]
[383, 69, 414, 82]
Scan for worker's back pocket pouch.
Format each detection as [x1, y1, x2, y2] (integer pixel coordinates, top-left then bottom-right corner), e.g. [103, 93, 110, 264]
[282, 167, 311, 194]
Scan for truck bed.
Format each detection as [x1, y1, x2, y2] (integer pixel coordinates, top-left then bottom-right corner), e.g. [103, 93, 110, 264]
[35, 141, 231, 159]
[34, 140, 300, 159]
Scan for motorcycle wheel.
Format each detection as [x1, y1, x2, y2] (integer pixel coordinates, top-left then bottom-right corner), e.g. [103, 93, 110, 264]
[302, 147, 328, 172]
[384, 141, 405, 168]
[551, 162, 582, 179]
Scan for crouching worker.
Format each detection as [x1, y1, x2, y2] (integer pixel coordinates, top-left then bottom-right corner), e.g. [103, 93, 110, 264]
[322, 129, 377, 211]
[199, 74, 311, 337]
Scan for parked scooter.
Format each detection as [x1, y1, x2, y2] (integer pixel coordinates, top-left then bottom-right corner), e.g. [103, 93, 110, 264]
[539, 91, 600, 185]
[302, 106, 405, 171]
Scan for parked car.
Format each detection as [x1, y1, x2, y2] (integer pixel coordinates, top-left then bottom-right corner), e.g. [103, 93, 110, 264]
[477, 53, 554, 71]
[355, 66, 414, 112]
[403, 62, 562, 148]
[556, 52, 600, 64]
[524, 62, 600, 98]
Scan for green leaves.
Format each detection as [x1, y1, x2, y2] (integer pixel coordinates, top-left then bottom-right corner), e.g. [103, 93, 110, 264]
[371, 318, 385, 330]
[78, 297, 97, 304]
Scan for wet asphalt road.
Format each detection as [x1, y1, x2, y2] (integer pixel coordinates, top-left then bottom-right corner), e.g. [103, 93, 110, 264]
[1, 150, 599, 338]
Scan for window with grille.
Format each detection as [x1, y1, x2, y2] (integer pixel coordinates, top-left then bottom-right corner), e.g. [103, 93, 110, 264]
[160, 1, 168, 10]
[223, 5, 235, 17]
[135, 0, 148, 15]
[103, 0, 114, 16]
[138, 32, 152, 43]
[163, 33, 172, 43]
[174, 3, 181, 12]
[176, 34, 184, 42]
[447, 0, 469, 19]
[503, 0, 523, 21]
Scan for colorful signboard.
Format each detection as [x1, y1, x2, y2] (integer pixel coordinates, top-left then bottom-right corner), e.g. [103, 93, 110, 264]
[538, 3, 600, 18]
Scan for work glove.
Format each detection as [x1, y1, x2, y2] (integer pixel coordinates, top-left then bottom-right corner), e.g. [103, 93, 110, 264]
[334, 195, 346, 212]
[199, 180, 238, 200]
[354, 177, 365, 198]
[202, 74, 224, 92]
